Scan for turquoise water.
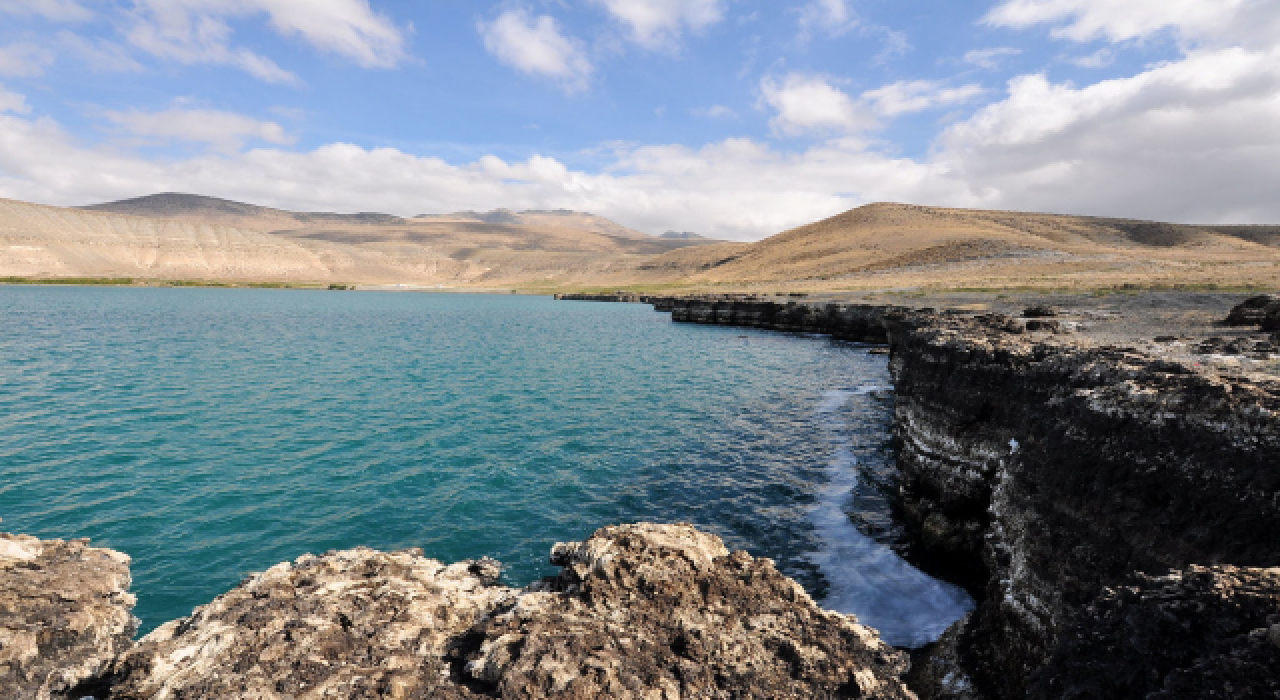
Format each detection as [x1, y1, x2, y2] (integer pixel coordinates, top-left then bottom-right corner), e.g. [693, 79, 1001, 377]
[0, 288, 970, 646]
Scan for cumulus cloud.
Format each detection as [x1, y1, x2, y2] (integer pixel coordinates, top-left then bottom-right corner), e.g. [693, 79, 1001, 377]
[593, 0, 726, 49]
[0, 0, 92, 22]
[984, 0, 1280, 47]
[0, 43, 56, 77]
[479, 9, 592, 93]
[797, 0, 859, 39]
[934, 45, 1280, 222]
[760, 74, 984, 136]
[963, 47, 1021, 70]
[104, 104, 295, 153]
[760, 74, 875, 136]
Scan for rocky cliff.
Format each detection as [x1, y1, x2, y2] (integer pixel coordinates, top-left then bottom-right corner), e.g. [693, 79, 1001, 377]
[886, 311, 1280, 698]
[652, 295, 1280, 699]
[3, 524, 914, 699]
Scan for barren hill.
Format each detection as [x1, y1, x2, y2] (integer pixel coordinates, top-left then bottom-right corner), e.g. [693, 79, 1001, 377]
[650, 202, 1280, 291]
[4, 196, 1277, 290]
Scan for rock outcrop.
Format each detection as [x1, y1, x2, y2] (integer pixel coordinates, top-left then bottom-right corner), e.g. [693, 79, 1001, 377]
[0, 533, 137, 700]
[886, 312, 1280, 698]
[1032, 565, 1280, 699]
[1223, 294, 1280, 326]
[666, 298, 899, 343]
[647, 294, 1280, 698]
[102, 523, 914, 699]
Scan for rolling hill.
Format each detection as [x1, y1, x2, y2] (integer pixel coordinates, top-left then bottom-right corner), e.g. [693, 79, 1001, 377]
[3, 195, 1278, 290]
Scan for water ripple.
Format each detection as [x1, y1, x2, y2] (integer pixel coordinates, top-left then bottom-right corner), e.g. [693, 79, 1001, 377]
[0, 287, 970, 645]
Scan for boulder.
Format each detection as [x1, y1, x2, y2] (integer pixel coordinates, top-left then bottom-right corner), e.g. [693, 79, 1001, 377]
[105, 524, 914, 699]
[0, 533, 137, 700]
[1222, 294, 1280, 326]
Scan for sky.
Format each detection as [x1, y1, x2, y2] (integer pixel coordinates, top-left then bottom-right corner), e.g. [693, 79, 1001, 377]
[1, 0, 1279, 240]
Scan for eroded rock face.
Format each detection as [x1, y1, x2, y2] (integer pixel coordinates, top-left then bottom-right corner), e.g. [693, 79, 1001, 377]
[887, 312, 1280, 698]
[1032, 566, 1280, 699]
[0, 533, 137, 700]
[105, 524, 914, 699]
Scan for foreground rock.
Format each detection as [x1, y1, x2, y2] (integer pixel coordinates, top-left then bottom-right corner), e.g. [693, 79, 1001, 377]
[104, 523, 913, 699]
[0, 533, 137, 700]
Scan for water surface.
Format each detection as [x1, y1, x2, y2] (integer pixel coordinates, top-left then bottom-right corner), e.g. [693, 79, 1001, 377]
[0, 288, 970, 645]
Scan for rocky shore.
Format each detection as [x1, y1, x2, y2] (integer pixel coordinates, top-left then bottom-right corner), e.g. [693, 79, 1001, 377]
[6, 293, 1279, 698]
[2, 524, 913, 699]
[635, 293, 1280, 699]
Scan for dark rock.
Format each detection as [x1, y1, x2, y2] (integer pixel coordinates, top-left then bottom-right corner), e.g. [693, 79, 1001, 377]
[1024, 319, 1060, 332]
[0, 533, 136, 700]
[1021, 305, 1059, 318]
[104, 524, 913, 699]
[1032, 566, 1280, 699]
[1262, 305, 1280, 332]
[1222, 294, 1280, 326]
[886, 312, 1280, 698]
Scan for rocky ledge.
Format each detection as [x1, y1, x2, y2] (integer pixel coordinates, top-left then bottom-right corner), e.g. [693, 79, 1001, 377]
[640, 294, 1280, 698]
[886, 311, 1280, 699]
[0, 533, 137, 700]
[5, 524, 913, 699]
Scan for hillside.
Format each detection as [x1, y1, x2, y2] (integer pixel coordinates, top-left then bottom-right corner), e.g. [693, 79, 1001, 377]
[5, 196, 1278, 290]
[3, 194, 720, 287]
[647, 202, 1280, 291]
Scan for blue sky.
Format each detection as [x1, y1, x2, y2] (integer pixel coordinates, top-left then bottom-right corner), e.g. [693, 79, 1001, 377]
[1, 0, 1278, 239]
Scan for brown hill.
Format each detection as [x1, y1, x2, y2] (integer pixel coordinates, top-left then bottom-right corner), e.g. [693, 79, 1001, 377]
[5, 197, 1278, 290]
[651, 202, 1280, 290]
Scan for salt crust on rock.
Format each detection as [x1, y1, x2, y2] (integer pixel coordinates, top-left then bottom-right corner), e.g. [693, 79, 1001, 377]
[0, 533, 137, 700]
[105, 523, 914, 699]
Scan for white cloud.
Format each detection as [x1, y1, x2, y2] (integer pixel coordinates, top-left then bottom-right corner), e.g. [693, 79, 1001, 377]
[863, 81, 986, 118]
[104, 104, 294, 153]
[760, 74, 875, 136]
[0, 85, 30, 114]
[760, 74, 984, 136]
[935, 45, 1280, 222]
[984, 0, 1280, 47]
[479, 9, 592, 93]
[963, 47, 1021, 70]
[593, 0, 727, 49]
[0, 0, 92, 22]
[123, 0, 406, 83]
[797, 0, 859, 39]
[0, 43, 55, 77]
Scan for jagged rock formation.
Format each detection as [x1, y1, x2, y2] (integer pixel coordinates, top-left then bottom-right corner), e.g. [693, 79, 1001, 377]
[0, 533, 137, 700]
[102, 523, 913, 699]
